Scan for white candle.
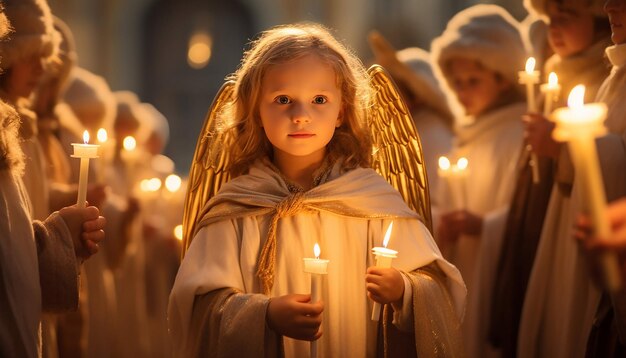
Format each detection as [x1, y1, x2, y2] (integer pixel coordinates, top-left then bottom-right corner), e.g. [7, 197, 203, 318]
[438, 156, 469, 210]
[552, 85, 621, 291]
[540, 72, 561, 116]
[371, 222, 398, 321]
[303, 243, 329, 358]
[71, 131, 99, 208]
[96, 128, 109, 184]
[121, 136, 138, 195]
[519, 57, 542, 184]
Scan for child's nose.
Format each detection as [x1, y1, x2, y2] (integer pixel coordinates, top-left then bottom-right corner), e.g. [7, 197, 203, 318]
[290, 103, 310, 123]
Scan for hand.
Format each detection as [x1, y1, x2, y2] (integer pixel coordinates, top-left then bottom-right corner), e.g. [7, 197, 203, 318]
[438, 209, 483, 241]
[59, 205, 106, 260]
[523, 113, 560, 158]
[86, 184, 108, 208]
[266, 294, 323, 341]
[575, 198, 626, 250]
[365, 267, 404, 308]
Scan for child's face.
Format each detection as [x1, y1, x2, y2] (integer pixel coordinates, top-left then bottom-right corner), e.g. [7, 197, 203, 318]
[546, 1, 596, 57]
[6, 55, 45, 98]
[447, 58, 509, 117]
[605, 0, 626, 44]
[259, 53, 342, 167]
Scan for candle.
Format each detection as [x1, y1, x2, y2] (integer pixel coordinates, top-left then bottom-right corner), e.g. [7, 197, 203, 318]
[552, 84, 621, 291]
[121, 136, 139, 195]
[303, 243, 329, 358]
[519, 57, 542, 184]
[438, 156, 469, 210]
[540, 72, 561, 116]
[96, 128, 109, 183]
[371, 222, 398, 321]
[71, 131, 99, 208]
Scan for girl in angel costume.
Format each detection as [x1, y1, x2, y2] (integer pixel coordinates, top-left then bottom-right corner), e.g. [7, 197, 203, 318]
[168, 23, 466, 358]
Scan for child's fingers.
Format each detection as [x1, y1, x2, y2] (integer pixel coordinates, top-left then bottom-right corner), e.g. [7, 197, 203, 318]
[83, 216, 106, 232]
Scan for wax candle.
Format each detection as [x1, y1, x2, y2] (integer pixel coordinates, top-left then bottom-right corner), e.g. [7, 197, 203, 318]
[371, 222, 398, 321]
[438, 156, 468, 210]
[303, 243, 329, 358]
[540, 72, 561, 116]
[122, 136, 138, 195]
[71, 131, 99, 208]
[552, 85, 621, 291]
[519, 57, 542, 184]
[96, 128, 109, 183]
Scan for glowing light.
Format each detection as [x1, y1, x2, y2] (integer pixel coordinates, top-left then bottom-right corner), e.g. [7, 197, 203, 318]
[525, 57, 536, 74]
[314, 243, 321, 259]
[123, 136, 136, 151]
[174, 225, 183, 241]
[568, 85, 585, 109]
[548, 72, 558, 87]
[383, 222, 393, 247]
[97, 128, 107, 143]
[438, 156, 451, 171]
[165, 174, 182, 193]
[187, 31, 212, 69]
[83, 130, 90, 144]
[456, 157, 468, 170]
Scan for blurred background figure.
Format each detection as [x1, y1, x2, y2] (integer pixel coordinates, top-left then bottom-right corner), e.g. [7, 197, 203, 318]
[368, 30, 453, 206]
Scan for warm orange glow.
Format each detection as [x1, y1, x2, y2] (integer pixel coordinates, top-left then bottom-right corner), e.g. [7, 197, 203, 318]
[165, 174, 182, 193]
[83, 130, 90, 144]
[314, 243, 321, 259]
[97, 128, 107, 143]
[383, 222, 393, 247]
[174, 225, 183, 241]
[548, 72, 558, 87]
[123, 136, 136, 151]
[187, 31, 213, 69]
[525, 57, 536, 73]
[438, 156, 451, 171]
[568, 85, 585, 109]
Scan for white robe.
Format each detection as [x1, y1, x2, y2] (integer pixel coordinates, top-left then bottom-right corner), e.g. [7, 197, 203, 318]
[437, 101, 525, 358]
[169, 161, 466, 358]
[518, 43, 623, 358]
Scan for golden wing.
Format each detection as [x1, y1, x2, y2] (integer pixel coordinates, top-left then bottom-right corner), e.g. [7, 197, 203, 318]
[182, 81, 235, 257]
[368, 65, 433, 233]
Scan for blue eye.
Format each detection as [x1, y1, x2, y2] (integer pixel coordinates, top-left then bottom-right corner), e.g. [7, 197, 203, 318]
[275, 96, 291, 104]
[313, 96, 327, 104]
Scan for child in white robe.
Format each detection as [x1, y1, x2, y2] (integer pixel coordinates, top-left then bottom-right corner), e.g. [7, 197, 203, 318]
[431, 5, 527, 358]
[169, 23, 466, 358]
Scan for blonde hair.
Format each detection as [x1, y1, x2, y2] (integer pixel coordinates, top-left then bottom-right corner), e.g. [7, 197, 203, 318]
[222, 23, 373, 177]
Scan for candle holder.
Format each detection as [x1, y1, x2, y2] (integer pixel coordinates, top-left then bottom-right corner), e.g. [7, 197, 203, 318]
[552, 85, 621, 291]
[303, 243, 329, 358]
[72, 131, 99, 208]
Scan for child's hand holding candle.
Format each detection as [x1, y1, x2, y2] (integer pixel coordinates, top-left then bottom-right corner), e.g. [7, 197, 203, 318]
[368, 222, 404, 321]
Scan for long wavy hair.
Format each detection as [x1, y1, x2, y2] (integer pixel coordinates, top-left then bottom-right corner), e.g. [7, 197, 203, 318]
[221, 23, 373, 177]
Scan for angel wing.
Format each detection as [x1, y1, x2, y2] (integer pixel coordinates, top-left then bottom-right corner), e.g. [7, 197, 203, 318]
[181, 81, 235, 256]
[368, 65, 433, 232]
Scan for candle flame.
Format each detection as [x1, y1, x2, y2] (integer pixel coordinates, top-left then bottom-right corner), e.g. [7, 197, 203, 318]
[83, 130, 90, 144]
[123, 136, 137, 151]
[314, 243, 321, 259]
[456, 157, 468, 170]
[383, 222, 393, 248]
[438, 156, 450, 170]
[525, 57, 536, 73]
[97, 128, 107, 143]
[548, 72, 558, 86]
[165, 174, 182, 193]
[174, 224, 183, 241]
[567, 85, 585, 109]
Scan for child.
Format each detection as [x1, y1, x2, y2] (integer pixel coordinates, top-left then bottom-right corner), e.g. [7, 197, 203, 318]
[512, 0, 613, 357]
[491, 0, 611, 356]
[367, 31, 454, 207]
[431, 5, 527, 358]
[169, 23, 465, 358]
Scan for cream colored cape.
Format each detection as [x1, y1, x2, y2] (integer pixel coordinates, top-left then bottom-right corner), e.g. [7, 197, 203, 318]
[169, 160, 466, 357]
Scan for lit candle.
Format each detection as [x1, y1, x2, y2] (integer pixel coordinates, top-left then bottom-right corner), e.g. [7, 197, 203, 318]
[71, 131, 99, 208]
[541, 72, 561, 116]
[303, 243, 329, 358]
[96, 128, 108, 183]
[371, 222, 398, 321]
[121, 136, 138, 195]
[519, 57, 542, 184]
[438, 156, 469, 210]
[552, 84, 621, 291]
